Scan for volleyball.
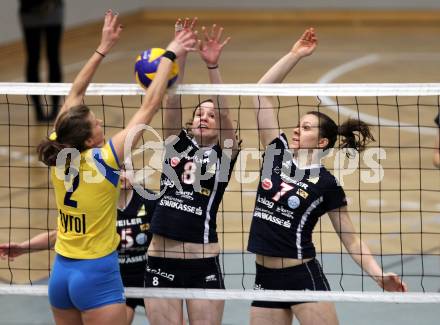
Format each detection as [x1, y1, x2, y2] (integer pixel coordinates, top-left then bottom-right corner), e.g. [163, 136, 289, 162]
[134, 48, 179, 89]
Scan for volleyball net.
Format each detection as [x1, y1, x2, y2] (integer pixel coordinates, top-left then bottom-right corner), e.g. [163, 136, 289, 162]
[0, 82, 439, 303]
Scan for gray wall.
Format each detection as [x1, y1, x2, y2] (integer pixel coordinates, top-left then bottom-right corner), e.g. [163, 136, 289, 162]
[0, 0, 145, 45]
[1, 0, 440, 45]
[143, 0, 440, 10]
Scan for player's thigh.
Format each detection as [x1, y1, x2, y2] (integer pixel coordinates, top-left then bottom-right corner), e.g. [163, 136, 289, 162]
[145, 298, 184, 325]
[292, 302, 338, 325]
[81, 303, 127, 325]
[186, 299, 224, 325]
[125, 305, 135, 325]
[250, 306, 292, 325]
[51, 306, 83, 325]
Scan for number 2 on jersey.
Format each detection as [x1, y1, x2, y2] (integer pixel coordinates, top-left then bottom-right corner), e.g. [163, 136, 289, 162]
[63, 154, 80, 208]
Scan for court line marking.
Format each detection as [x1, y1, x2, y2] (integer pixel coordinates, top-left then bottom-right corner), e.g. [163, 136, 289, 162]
[0, 146, 38, 164]
[366, 198, 384, 207]
[317, 54, 436, 136]
[366, 199, 424, 211]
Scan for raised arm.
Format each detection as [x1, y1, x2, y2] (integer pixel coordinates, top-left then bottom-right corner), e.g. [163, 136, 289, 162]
[328, 207, 408, 292]
[199, 24, 239, 157]
[163, 18, 198, 139]
[0, 230, 57, 260]
[255, 28, 317, 147]
[55, 10, 122, 127]
[110, 26, 198, 162]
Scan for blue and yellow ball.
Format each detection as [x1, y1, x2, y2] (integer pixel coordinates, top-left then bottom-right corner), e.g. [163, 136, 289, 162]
[134, 48, 179, 89]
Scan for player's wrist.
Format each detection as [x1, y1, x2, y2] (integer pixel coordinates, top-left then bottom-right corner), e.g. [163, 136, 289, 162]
[95, 50, 106, 58]
[372, 275, 383, 285]
[95, 46, 109, 57]
[288, 51, 303, 60]
[162, 50, 177, 62]
[165, 40, 180, 56]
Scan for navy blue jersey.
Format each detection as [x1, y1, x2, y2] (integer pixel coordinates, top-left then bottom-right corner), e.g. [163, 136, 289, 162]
[151, 130, 238, 244]
[435, 114, 439, 127]
[247, 134, 347, 259]
[117, 189, 156, 277]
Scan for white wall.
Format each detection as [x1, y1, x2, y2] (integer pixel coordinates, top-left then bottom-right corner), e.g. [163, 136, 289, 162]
[1, 0, 440, 45]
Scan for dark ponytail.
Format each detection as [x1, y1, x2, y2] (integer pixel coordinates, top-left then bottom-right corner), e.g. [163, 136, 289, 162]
[307, 111, 375, 157]
[37, 139, 68, 167]
[37, 105, 93, 166]
[338, 118, 375, 155]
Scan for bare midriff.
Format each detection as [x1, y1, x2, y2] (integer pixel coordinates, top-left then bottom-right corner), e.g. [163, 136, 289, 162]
[256, 254, 313, 269]
[148, 234, 220, 259]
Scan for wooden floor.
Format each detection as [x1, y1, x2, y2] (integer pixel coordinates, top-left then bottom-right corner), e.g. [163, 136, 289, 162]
[0, 11, 439, 283]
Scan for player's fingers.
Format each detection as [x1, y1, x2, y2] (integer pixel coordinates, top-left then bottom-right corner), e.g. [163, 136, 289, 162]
[104, 9, 112, 26]
[189, 17, 198, 30]
[202, 26, 209, 41]
[210, 24, 217, 40]
[183, 17, 190, 29]
[220, 36, 231, 48]
[215, 27, 224, 43]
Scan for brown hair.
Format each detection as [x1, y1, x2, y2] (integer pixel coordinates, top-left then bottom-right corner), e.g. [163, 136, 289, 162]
[37, 105, 93, 166]
[307, 111, 375, 155]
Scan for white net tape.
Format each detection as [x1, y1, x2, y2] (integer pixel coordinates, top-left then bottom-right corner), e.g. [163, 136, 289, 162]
[0, 285, 439, 303]
[2, 82, 440, 96]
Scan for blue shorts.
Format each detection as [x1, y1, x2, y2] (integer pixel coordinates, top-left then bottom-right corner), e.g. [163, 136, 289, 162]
[48, 251, 125, 311]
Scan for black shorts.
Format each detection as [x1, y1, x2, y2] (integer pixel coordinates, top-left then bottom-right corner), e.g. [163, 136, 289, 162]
[121, 265, 146, 310]
[251, 258, 331, 309]
[125, 297, 144, 310]
[145, 255, 225, 289]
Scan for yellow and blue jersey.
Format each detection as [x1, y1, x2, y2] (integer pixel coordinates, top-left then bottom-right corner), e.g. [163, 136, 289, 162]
[51, 140, 121, 259]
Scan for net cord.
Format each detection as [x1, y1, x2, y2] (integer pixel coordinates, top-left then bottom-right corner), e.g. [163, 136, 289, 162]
[2, 82, 440, 97]
[0, 285, 439, 303]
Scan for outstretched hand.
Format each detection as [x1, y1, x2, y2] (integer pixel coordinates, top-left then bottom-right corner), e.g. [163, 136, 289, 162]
[290, 27, 317, 58]
[199, 24, 231, 66]
[0, 242, 27, 261]
[97, 9, 123, 55]
[174, 17, 198, 37]
[167, 18, 198, 58]
[376, 272, 408, 292]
